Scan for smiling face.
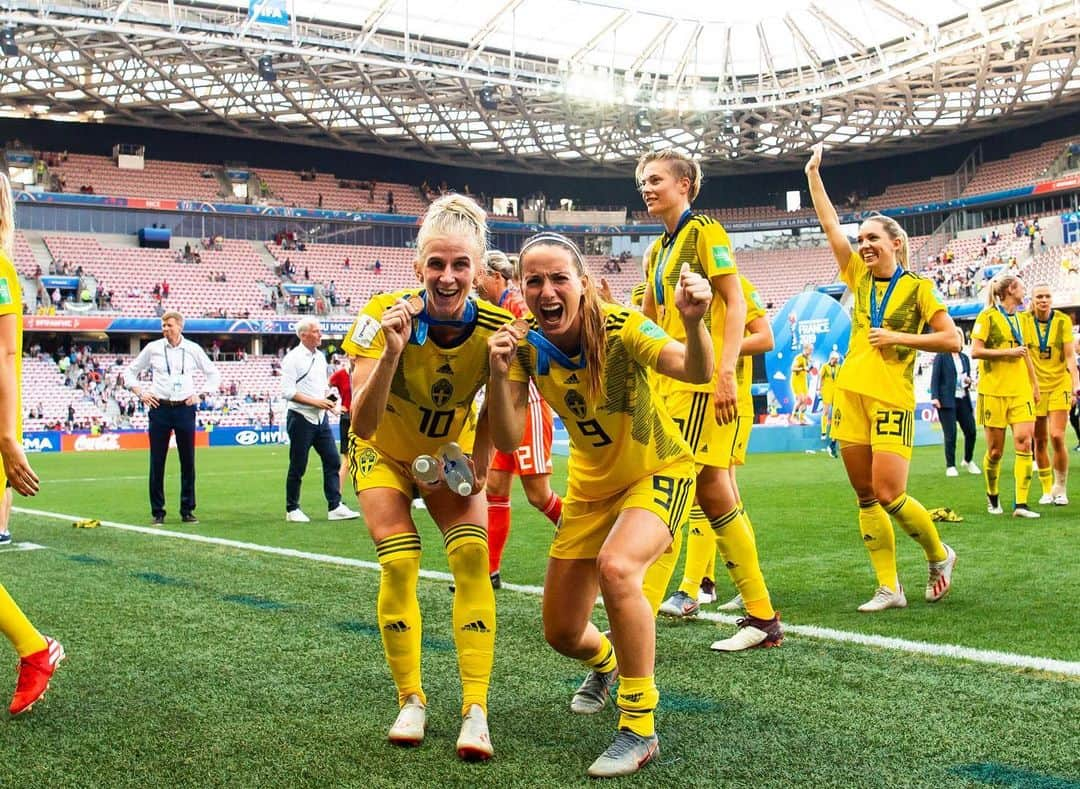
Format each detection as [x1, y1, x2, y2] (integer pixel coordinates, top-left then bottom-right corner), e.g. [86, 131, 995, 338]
[415, 234, 479, 320]
[520, 243, 585, 349]
[638, 160, 690, 223]
[857, 219, 902, 272]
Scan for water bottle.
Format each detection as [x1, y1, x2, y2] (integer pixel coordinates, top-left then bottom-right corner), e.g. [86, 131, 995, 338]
[438, 441, 475, 496]
[411, 454, 442, 486]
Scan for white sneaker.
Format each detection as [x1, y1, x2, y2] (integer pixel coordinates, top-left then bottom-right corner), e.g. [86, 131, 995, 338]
[285, 509, 310, 523]
[964, 461, 981, 474]
[1053, 493, 1069, 506]
[717, 593, 744, 612]
[388, 694, 426, 746]
[328, 503, 360, 521]
[926, 544, 956, 603]
[987, 496, 1003, 515]
[857, 584, 907, 613]
[1038, 493, 1055, 505]
[945, 466, 959, 477]
[1012, 505, 1041, 519]
[456, 704, 494, 761]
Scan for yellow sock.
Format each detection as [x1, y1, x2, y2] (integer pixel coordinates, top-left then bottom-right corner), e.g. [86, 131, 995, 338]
[884, 493, 946, 563]
[0, 583, 47, 657]
[375, 533, 425, 707]
[858, 499, 898, 591]
[616, 675, 659, 737]
[984, 452, 1001, 497]
[583, 633, 618, 674]
[676, 507, 712, 598]
[1015, 451, 1034, 506]
[709, 506, 774, 620]
[444, 523, 496, 716]
[642, 518, 683, 616]
[1038, 467, 1054, 496]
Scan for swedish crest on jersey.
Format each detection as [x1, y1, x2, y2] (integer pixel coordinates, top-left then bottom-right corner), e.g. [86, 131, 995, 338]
[431, 378, 454, 407]
[356, 447, 378, 477]
[565, 390, 588, 419]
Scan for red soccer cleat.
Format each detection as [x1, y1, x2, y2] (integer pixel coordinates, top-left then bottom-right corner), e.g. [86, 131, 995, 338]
[10, 636, 65, 716]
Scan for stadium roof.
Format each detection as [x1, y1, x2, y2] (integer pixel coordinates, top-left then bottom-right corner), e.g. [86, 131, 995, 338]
[0, 0, 1078, 176]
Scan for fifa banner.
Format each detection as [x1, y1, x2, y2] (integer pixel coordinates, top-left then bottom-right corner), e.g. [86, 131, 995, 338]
[248, 0, 288, 26]
[765, 290, 851, 417]
[23, 431, 62, 453]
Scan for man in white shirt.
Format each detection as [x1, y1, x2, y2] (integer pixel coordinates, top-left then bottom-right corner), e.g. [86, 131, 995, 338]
[123, 311, 221, 525]
[281, 317, 359, 523]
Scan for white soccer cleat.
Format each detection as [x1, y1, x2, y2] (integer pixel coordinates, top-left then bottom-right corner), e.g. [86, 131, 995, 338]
[857, 584, 907, 613]
[987, 496, 1003, 515]
[716, 593, 745, 612]
[1038, 493, 1055, 505]
[571, 666, 618, 714]
[586, 729, 659, 778]
[945, 466, 959, 477]
[327, 503, 360, 520]
[926, 544, 957, 603]
[710, 613, 784, 652]
[1012, 505, 1041, 519]
[456, 704, 494, 761]
[1053, 493, 1069, 506]
[388, 694, 427, 746]
[285, 509, 310, 523]
[658, 590, 699, 618]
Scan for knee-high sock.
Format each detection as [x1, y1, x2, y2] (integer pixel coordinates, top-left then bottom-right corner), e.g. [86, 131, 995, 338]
[539, 491, 563, 526]
[642, 518, 683, 616]
[486, 494, 511, 574]
[582, 633, 618, 674]
[858, 499, 898, 591]
[375, 533, 425, 707]
[0, 583, 46, 657]
[709, 506, 774, 620]
[984, 452, 1002, 497]
[677, 507, 713, 598]
[444, 523, 496, 716]
[1038, 467, 1054, 497]
[616, 675, 659, 738]
[1015, 451, 1034, 505]
[884, 493, 946, 563]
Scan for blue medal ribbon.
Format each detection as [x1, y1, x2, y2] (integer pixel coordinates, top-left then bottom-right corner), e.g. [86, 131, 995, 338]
[653, 209, 693, 308]
[524, 328, 586, 375]
[407, 292, 477, 346]
[997, 306, 1024, 346]
[869, 267, 903, 329]
[1033, 313, 1052, 354]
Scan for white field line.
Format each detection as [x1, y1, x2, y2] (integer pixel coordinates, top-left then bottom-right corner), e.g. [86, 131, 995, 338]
[0, 541, 47, 553]
[15, 506, 1080, 678]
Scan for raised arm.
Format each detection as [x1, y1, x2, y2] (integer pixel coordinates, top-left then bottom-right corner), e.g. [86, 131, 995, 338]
[805, 143, 853, 268]
[655, 263, 714, 385]
[486, 323, 530, 454]
[349, 301, 412, 439]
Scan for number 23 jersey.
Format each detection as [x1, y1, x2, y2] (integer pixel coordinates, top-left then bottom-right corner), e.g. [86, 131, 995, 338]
[508, 303, 693, 501]
[342, 288, 514, 462]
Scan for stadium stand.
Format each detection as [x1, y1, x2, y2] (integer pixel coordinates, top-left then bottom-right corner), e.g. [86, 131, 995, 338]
[254, 167, 428, 215]
[962, 135, 1077, 196]
[45, 153, 224, 202]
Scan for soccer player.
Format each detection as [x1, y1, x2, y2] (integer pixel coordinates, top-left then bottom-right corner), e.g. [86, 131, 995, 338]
[806, 143, 960, 612]
[0, 171, 64, 714]
[637, 149, 782, 651]
[818, 351, 842, 456]
[1025, 284, 1079, 506]
[971, 274, 1041, 517]
[485, 233, 712, 778]
[790, 342, 814, 425]
[475, 250, 562, 587]
[343, 194, 513, 760]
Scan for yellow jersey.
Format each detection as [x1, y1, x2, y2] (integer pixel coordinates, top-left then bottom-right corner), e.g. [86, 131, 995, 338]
[790, 353, 810, 395]
[508, 304, 692, 500]
[342, 289, 514, 461]
[971, 306, 1037, 398]
[837, 252, 946, 409]
[630, 281, 647, 309]
[737, 276, 766, 415]
[819, 361, 841, 402]
[1023, 310, 1074, 392]
[643, 213, 738, 395]
[0, 251, 22, 482]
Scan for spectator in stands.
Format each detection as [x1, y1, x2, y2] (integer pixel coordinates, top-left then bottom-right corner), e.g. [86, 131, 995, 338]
[281, 318, 358, 524]
[372, 259, 382, 274]
[386, 190, 395, 213]
[122, 310, 221, 525]
[211, 339, 220, 361]
[162, 280, 170, 300]
[343, 256, 350, 269]
[931, 327, 979, 477]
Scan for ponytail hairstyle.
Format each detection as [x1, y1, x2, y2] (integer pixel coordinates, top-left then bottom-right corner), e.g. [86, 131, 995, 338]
[0, 173, 15, 256]
[415, 193, 488, 271]
[986, 273, 1023, 308]
[863, 212, 910, 269]
[635, 149, 703, 203]
[517, 233, 606, 401]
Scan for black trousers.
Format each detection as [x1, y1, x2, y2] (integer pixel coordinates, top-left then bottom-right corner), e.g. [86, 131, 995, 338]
[148, 403, 197, 518]
[939, 396, 977, 467]
[285, 411, 341, 513]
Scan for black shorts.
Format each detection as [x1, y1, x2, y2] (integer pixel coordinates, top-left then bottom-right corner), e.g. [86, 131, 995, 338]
[339, 414, 352, 456]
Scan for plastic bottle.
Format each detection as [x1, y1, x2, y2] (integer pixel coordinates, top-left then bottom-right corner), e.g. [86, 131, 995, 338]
[411, 454, 442, 486]
[438, 441, 475, 496]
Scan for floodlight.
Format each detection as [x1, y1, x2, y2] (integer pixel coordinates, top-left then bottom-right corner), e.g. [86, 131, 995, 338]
[635, 109, 652, 132]
[258, 55, 277, 83]
[0, 28, 18, 57]
[478, 85, 498, 110]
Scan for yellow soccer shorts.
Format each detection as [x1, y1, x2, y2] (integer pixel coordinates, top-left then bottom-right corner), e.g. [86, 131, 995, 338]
[977, 392, 1035, 428]
[349, 437, 415, 496]
[792, 380, 808, 398]
[1033, 387, 1072, 418]
[716, 415, 753, 467]
[830, 388, 914, 460]
[550, 458, 696, 560]
[665, 389, 731, 469]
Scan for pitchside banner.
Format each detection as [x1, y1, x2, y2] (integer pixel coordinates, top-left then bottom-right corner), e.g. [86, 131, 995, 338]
[765, 291, 851, 415]
[23, 431, 61, 453]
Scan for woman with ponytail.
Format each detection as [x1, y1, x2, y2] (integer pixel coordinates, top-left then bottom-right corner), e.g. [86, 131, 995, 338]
[485, 232, 713, 778]
[971, 273, 1041, 516]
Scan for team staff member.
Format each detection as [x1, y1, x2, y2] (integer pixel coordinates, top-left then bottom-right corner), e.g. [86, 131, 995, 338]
[124, 310, 220, 525]
[930, 328, 980, 477]
[806, 143, 959, 613]
[1025, 284, 1079, 506]
[971, 274, 1041, 517]
[282, 318, 360, 523]
[0, 171, 64, 715]
[328, 356, 354, 494]
[637, 148, 782, 651]
[475, 250, 562, 587]
[344, 194, 513, 761]
[487, 233, 713, 778]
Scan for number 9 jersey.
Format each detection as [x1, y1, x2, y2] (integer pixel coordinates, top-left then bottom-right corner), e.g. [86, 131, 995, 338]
[508, 303, 693, 501]
[341, 288, 515, 462]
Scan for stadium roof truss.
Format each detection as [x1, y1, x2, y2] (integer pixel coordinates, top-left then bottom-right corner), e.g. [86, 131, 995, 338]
[0, 0, 1078, 175]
